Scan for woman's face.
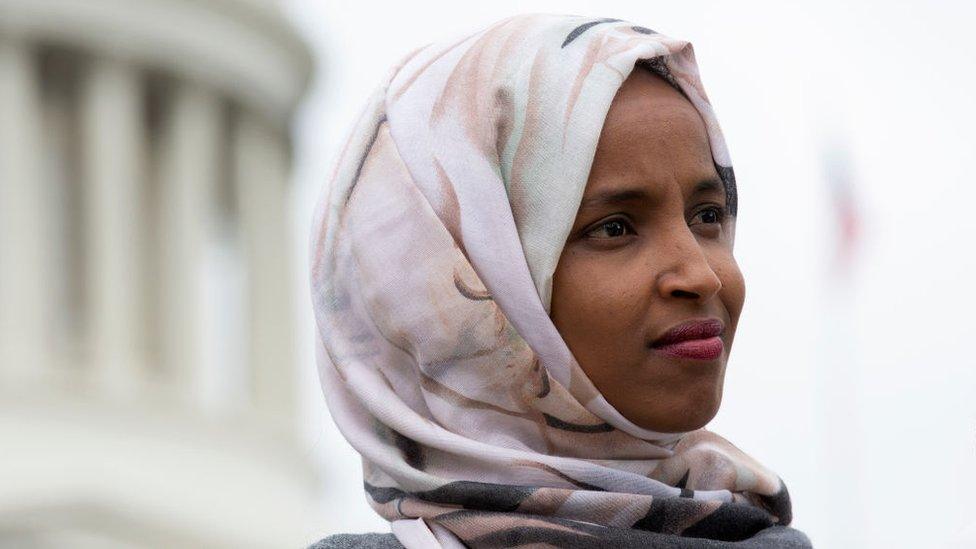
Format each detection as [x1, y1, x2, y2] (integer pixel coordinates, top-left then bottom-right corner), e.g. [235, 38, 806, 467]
[550, 68, 745, 433]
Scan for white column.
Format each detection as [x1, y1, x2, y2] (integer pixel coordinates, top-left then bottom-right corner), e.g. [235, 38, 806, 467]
[79, 57, 146, 396]
[0, 38, 51, 381]
[232, 112, 295, 421]
[157, 82, 221, 404]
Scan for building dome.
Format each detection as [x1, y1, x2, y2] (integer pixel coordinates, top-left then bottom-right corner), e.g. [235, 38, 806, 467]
[0, 0, 318, 546]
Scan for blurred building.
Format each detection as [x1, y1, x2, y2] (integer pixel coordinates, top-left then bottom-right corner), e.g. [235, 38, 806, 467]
[0, 0, 316, 546]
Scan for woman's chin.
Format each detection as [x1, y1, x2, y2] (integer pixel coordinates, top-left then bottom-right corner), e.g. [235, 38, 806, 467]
[625, 392, 723, 433]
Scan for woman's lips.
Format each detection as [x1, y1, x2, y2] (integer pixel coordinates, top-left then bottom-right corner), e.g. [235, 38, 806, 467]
[651, 336, 724, 360]
[649, 318, 725, 360]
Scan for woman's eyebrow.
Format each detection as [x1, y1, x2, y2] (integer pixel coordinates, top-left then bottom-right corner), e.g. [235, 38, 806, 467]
[578, 188, 650, 210]
[690, 178, 725, 198]
[579, 178, 725, 211]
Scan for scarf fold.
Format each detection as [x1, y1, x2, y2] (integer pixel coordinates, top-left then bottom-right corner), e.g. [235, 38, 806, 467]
[310, 13, 810, 548]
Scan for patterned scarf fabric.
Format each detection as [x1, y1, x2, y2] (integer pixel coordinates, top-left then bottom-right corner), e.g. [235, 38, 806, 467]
[309, 13, 811, 548]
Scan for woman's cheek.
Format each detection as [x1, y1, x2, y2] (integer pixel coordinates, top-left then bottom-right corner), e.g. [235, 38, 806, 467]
[579, 264, 629, 314]
[714, 255, 746, 343]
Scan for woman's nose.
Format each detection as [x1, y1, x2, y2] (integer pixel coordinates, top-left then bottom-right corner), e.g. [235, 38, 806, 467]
[656, 229, 723, 302]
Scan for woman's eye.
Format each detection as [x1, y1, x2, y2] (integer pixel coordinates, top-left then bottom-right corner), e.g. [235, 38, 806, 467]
[693, 206, 727, 225]
[585, 218, 635, 239]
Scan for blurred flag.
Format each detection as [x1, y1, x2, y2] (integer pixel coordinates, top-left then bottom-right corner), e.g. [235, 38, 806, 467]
[821, 139, 862, 278]
[813, 130, 867, 547]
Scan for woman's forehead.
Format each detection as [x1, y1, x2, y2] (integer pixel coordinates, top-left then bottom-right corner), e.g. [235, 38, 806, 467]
[602, 71, 711, 144]
[590, 113, 717, 197]
[584, 135, 721, 214]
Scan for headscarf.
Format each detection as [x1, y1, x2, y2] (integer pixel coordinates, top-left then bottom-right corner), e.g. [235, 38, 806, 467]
[309, 13, 811, 548]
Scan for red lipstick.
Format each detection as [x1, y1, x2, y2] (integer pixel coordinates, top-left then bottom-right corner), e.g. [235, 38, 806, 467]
[650, 318, 725, 360]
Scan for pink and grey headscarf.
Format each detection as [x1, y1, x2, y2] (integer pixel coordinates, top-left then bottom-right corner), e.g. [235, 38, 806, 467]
[309, 13, 810, 548]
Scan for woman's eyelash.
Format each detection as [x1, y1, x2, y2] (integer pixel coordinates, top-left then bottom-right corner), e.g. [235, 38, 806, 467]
[695, 205, 729, 224]
[584, 206, 728, 240]
[585, 217, 635, 239]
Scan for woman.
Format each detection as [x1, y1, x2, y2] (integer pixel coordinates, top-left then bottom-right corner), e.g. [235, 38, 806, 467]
[309, 13, 812, 548]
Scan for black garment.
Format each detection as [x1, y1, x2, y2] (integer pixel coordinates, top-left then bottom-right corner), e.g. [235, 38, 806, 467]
[309, 525, 812, 548]
[309, 533, 403, 549]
